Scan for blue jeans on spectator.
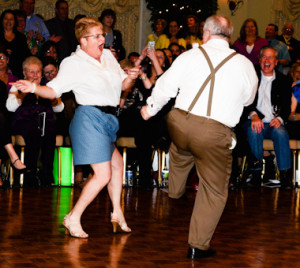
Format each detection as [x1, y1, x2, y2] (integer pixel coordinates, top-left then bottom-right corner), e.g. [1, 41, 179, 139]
[245, 120, 291, 171]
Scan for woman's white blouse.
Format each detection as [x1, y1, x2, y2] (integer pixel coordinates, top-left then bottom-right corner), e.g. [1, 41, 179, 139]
[48, 46, 127, 107]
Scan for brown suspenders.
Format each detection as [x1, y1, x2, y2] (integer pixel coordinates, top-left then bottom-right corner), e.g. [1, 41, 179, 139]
[187, 46, 238, 116]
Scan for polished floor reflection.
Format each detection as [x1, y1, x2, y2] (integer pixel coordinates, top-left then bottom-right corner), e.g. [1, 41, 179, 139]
[0, 186, 300, 267]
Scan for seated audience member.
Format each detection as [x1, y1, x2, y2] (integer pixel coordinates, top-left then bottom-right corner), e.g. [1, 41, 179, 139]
[98, 9, 125, 61]
[243, 46, 292, 189]
[118, 46, 172, 189]
[199, 20, 205, 40]
[42, 56, 58, 83]
[179, 44, 186, 54]
[0, 79, 26, 188]
[146, 18, 167, 44]
[45, 0, 77, 63]
[0, 47, 18, 93]
[0, 9, 31, 78]
[287, 62, 300, 138]
[74, 14, 86, 24]
[42, 56, 70, 139]
[14, 9, 39, 56]
[168, 42, 182, 61]
[265, 24, 291, 74]
[277, 23, 300, 66]
[163, 48, 173, 65]
[6, 56, 64, 187]
[233, 18, 269, 67]
[19, 0, 50, 43]
[156, 20, 186, 50]
[127, 52, 140, 65]
[185, 14, 202, 50]
[40, 40, 59, 62]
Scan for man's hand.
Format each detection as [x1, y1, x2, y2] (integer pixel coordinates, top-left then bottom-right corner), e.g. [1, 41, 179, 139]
[251, 114, 264, 133]
[49, 34, 63, 43]
[141, 105, 152, 120]
[269, 118, 281, 129]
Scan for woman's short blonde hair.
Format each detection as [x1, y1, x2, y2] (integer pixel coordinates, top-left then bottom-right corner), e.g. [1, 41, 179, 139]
[75, 17, 103, 42]
[22, 56, 42, 72]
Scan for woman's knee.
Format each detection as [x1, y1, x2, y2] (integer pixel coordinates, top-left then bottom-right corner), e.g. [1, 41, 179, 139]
[91, 162, 112, 184]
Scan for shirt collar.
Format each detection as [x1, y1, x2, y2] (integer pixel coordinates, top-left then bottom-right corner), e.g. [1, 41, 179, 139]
[205, 38, 230, 48]
[261, 70, 276, 82]
[74, 45, 104, 66]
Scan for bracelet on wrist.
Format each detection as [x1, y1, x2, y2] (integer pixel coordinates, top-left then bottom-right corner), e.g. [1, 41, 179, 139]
[31, 83, 37, 93]
[139, 74, 146, 81]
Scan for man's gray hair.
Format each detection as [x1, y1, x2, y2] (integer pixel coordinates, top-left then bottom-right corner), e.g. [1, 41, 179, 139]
[259, 45, 279, 59]
[203, 15, 234, 40]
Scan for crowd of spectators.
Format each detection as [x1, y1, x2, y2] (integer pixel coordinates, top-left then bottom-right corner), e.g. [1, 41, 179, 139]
[0, 0, 299, 189]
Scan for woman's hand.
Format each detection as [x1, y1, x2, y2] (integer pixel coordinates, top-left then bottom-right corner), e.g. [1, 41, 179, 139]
[122, 66, 141, 92]
[10, 80, 35, 93]
[127, 66, 141, 80]
[140, 46, 148, 59]
[134, 46, 148, 66]
[147, 48, 156, 61]
[141, 105, 152, 120]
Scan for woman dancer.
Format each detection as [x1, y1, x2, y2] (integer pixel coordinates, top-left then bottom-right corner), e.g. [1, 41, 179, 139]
[11, 17, 140, 238]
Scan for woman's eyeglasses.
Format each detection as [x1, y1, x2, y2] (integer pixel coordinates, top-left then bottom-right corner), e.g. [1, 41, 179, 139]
[83, 33, 107, 40]
[44, 70, 57, 76]
[46, 50, 57, 54]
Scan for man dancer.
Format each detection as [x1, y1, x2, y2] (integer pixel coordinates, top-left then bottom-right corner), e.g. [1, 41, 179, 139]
[141, 15, 258, 259]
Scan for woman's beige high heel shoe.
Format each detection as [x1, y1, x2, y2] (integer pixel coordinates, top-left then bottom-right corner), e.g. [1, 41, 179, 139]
[63, 215, 89, 238]
[110, 213, 131, 233]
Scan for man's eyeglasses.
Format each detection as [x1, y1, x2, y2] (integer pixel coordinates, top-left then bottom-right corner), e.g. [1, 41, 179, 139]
[83, 33, 107, 40]
[0, 56, 7, 60]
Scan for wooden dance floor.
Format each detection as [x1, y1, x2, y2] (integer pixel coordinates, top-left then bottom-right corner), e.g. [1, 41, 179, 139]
[0, 186, 300, 267]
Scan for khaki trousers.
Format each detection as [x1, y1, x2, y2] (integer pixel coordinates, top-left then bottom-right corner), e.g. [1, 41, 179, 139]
[167, 109, 233, 250]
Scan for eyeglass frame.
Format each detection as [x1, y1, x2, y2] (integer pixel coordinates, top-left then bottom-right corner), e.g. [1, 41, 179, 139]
[44, 69, 57, 76]
[83, 33, 107, 40]
[46, 49, 57, 54]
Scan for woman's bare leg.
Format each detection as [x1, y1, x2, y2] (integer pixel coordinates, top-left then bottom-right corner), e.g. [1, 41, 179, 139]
[64, 161, 112, 237]
[107, 148, 131, 231]
[4, 143, 26, 169]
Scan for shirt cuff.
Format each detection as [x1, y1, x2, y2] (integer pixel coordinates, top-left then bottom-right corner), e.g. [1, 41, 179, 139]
[276, 116, 283, 124]
[53, 102, 64, 113]
[248, 111, 257, 119]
